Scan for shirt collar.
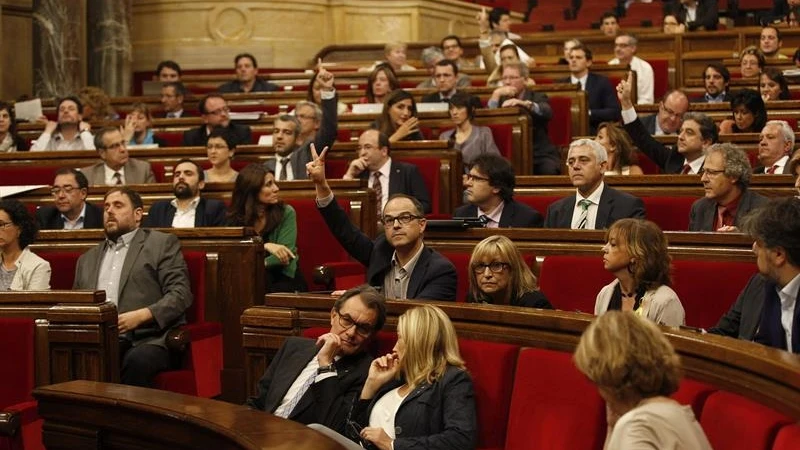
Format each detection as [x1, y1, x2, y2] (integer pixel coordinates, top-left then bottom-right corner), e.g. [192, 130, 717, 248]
[477, 201, 505, 225]
[576, 181, 605, 204]
[170, 196, 201, 211]
[106, 227, 139, 248]
[778, 273, 800, 303]
[375, 157, 392, 178]
[685, 155, 706, 174]
[104, 164, 125, 179]
[391, 243, 425, 276]
[60, 203, 87, 224]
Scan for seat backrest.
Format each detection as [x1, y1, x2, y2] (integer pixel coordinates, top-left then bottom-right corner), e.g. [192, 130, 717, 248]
[774, 423, 800, 450]
[181, 250, 207, 324]
[672, 260, 757, 329]
[700, 390, 791, 450]
[547, 96, 573, 147]
[155, 131, 184, 147]
[439, 251, 471, 302]
[515, 195, 563, 219]
[505, 347, 605, 450]
[538, 255, 613, 313]
[486, 123, 514, 160]
[149, 161, 167, 182]
[0, 165, 62, 186]
[37, 250, 83, 290]
[672, 378, 717, 419]
[0, 317, 36, 408]
[395, 156, 440, 214]
[640, 196, 698, 231]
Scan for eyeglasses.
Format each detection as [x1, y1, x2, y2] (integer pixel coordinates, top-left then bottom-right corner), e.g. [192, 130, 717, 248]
[472, 262, 510, 274]
[207, 107, 230, 116]
[207, 143, 229, 150]
[465, 173, 490, 183]
[702, 168, 726, 177]
[501, 75, 522, 82]
[336, 311, 374, 337]
[381, 213, 423, 227]
[659, 103, 681, 119]
[50, 185, 80, 196]
[0, 221, 15, 230]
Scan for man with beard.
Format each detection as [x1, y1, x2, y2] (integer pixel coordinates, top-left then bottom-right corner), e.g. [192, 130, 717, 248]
[73, 187, 192, 386]
[694, 64, 731, 103]
[264, 67, 337, 180]
[31, 96, 95, 151]
[80, 128, 156, 185]
[144, 159, 226, 228]
[36, 168, 103, 230]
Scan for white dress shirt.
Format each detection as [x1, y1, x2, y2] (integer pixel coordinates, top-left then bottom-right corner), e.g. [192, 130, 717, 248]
[778, 273, 800, 352]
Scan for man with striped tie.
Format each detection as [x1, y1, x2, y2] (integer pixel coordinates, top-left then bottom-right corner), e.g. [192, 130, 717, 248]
[544, 139, 645, 229]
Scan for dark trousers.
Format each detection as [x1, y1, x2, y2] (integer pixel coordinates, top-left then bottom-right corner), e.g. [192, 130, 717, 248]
[119, 339, 172, 387]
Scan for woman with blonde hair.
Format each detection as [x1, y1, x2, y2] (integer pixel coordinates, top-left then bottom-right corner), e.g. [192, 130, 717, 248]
[574, 311, 712, 449]
[348, 304, 477, 450]
[595, 219, 685, 326]
[595, 122, 643, 175]
[467, 235, 552, 308]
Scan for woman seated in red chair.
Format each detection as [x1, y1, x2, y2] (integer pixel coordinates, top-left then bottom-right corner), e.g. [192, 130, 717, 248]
[595, 219, 685, 326]
[344, 304, 477, 450]
[574, 311, 712, 449]
[374, 89, 424, 144]
[0, 199, 50, 290]
[467, 235, 552, 309]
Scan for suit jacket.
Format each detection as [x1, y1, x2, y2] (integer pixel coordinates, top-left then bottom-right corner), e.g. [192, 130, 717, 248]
[453, 199, 543, 228]
[182, 122, 252, 147]
[358, 160, 432, 214]
[318, 197, 457, 300]
[144, 197, 227, 228]
[36, 202, 104, 230]
[558, 72, 620, 134]
[688, 189, 769, 231]
[80, 158, 156, 186]
[543, 186, 646, 229]
[640, 114, 658, 135]
[217, 78, 279, 93]
[753, 164, 793, 174]
[348, 365, 477, 450]
[263, 93, 339, 180]
[754, 277, 800, 353]
[624, 116, 697, 174]
[9, 247, 51, 291]
[708, 273, 766, 340]
[674, 0, 719, 30]
[245, 336, 371, 433]
[73, 228, 192, 347]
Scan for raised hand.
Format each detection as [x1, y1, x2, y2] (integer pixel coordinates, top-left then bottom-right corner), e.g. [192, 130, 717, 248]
[616, 71, 634, 110]
[43, 120, 58, 134]
[316, 58, 335, 91]
[121, 114, 136, 142]
[315, 332, 342, 366]
[343, 158, 368, 179]
[391, 117, 419, 143]
[306, 143, 329, 183]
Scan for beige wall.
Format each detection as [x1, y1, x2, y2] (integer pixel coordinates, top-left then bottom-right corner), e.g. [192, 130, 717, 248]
[1, 0, 33, 100]
[131, 0, 501, 72]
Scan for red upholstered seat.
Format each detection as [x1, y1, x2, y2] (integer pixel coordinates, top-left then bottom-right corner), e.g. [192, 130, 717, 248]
[325, 159, 350, 179]
[538, 255, 613, 313]
[505, 347, 605, 450]
[0, 317, 43, 450]
[440, 252, 472, 302]
[672, 378, 716, 418]
[774, 423, 800, 450]
[672, 260, 757, 329]
[640, 196, 698, 231]
[547, 96, 574, 147]
[0, 166, 62, 186]
[486, 124, 514, 160]
[515, 195, 562, 219]
[635, 151, 660, 174]
[148, 162, 167, 183]
[396, 157, 440, 214]
[37, 251, 83, 290]
[700, 391, 792, 450]
[155, 131, 184, 147]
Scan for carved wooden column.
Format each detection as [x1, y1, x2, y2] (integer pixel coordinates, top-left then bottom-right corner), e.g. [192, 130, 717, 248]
[32, 0, 85, 97]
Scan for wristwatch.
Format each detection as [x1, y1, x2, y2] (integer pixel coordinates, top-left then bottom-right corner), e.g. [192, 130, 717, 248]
[317, 363, 336, 374]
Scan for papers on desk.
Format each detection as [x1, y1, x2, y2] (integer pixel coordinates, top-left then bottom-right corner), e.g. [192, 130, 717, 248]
[229, 112, 264, 121]
[14, 98, 43, 122]
[257, 135, 273, 146]
[351, 103, 383, 114]
[127, 144, 159, 149]
[0, 185, 48, 199]
[417, 102, 449, 113]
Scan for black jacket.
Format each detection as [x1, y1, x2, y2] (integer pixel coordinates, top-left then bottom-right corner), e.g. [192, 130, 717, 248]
[453, 199, 543, 228]
[182, 122, 252, 147]
[708, 273, 766, 340]
[144, 197, 227, 228]
[35, 202, 103, 230]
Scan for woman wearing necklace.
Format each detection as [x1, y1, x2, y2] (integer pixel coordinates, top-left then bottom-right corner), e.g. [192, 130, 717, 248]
[0, 199, 50, 291]
[595, 218, 685, 326]
[226, 164, 305, 293]
[440, 92, 500, 171]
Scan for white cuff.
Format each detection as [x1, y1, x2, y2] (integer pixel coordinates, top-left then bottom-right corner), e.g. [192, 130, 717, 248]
[316, 193, 335, 208]
[321, 89, 336, 100]
[620, 107, 638, 125]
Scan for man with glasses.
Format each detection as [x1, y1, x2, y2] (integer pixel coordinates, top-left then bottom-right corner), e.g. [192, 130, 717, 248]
[160, 82, 191, 119]
[80, 128, 155, 186]
[618, 72, 715, 174]
[182, 94, 251, 147]
[608, 33, 654, 105]
[307, 143, 456, 300]
[36, 168, 103, 230]
[488, 62, 560, 175]
[246, 285, 387, 432]
[341, 129, 431, 214]
[688, 143, 767, 232]
[544, 139, 645, 229]
[454, 154, 543, 227]
[639, 90, 690, 136]
[441, 35, 477, 70]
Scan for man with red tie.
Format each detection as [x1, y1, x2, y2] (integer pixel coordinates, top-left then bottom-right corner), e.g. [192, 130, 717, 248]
[755, 120, 794, 174]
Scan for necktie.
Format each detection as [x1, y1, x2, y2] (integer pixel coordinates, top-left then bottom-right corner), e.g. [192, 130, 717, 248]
[577, 199, 592, 229]
[767, 165, 778, 174]
[273, 370, 317, 418]
[478, 214, 490, 226]
[113, 172, 122, 185]
[279, 157, 290, 181]
[680, 164, 692, 175]
[372, 172, 383, 216]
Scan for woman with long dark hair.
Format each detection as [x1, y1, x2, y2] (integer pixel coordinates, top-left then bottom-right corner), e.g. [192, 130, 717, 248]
[0, 102, 28, 152]
[374, 89, 423, 143]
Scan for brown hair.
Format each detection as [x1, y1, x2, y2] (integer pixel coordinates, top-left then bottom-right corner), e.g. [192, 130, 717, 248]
[605, 219, 672, 290]
[597, 122, 638, 171]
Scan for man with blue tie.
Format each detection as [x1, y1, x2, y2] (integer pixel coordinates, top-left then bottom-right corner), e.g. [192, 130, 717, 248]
[544, 139, 645, 229]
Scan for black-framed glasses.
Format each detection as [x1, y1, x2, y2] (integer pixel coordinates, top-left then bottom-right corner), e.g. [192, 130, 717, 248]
[702, 168, 726, 177]
[381, 213, 422, 228]
[465, 173, 490, 183]
[345, 419, 369, 448]
[472, 262, 510, 274]
[0, 221, 15, 230]
[336, 311, 374, 337]
[50, 185, 80, 196]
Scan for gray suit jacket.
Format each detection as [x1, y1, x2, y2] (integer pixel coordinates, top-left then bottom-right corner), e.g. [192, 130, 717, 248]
[80, 158, 156, 186]
[73, 228, 192, 347]
[688, 189, 769, 231]
[640, 114, 657, 134]
[708, 273, 766, 340]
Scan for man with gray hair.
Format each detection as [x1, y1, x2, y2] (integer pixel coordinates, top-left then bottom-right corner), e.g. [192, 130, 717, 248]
[608, 33, 654, 104]
[689, 143, 768, 232]
[755, 120, 795, 174]
[544, 139, 645, 229]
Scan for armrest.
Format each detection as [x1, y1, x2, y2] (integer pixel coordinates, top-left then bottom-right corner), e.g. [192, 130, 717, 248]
[165, 322, 223, 352]
[0, 401, 37, 437]
[313, 262, 365, 290]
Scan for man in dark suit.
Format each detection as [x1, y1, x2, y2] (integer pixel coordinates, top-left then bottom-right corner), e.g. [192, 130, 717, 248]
[245, 285, 386, 432]
[160, 82, 192, 119]
[216, 53, 278, 93]
[638, 90, 690, 136]
[488, 61, 561, 175]
[80, 128, 156, 185]
[308, 144, 457, 300]
[263, 66, 338, 181]
[182, 94, 251, 147]
[708, 273, 767, 340]
[144, 159, 226, 228]
[618, 73, 717, 175]
[544, 139, 645, 229]
[420, 59, 476, 106]
[672, 0, 718, 31]
[454, 154, 542, 227]
[741, 197, 800, 353]
[36, 168, 103, 230]
[558, 45, 620, 135]
[73, 187, 193, 386]
[688, 143, 768, 232]
[754, 120, 794, 174]
[342, 129, 431, 214]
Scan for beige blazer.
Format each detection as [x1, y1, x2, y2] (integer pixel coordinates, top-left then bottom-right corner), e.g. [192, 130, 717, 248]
[595, 279, 685, 326]
[8, 247, 51, 290]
